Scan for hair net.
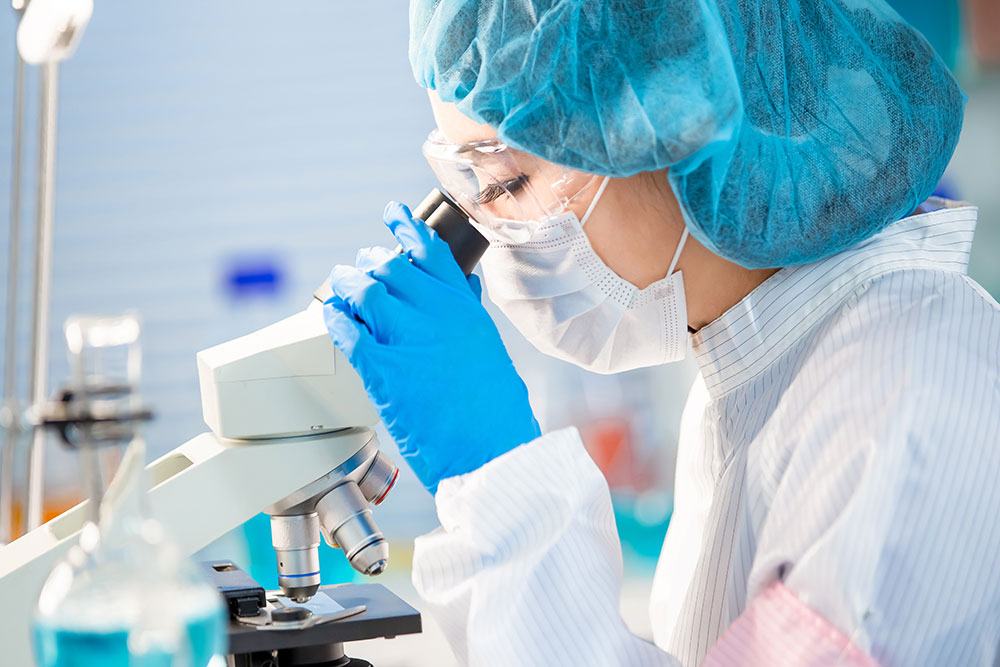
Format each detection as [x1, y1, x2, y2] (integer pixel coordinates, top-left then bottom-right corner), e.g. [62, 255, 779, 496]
[409, 0, 965, 268]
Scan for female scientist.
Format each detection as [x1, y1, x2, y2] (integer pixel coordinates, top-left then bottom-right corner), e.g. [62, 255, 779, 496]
[324, 1, 1000, 664]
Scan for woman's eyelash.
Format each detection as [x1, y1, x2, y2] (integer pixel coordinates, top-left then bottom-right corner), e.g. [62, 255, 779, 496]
[474, 183, 505, 205]
[474, 176, 527, 205]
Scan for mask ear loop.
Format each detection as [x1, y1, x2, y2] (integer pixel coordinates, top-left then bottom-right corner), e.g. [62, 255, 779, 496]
[580, 176, 611, 226]
[667, 227, 689, 276]
[668, 226, 695, 334]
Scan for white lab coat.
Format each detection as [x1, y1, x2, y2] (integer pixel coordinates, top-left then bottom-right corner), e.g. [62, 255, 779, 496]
[413, 200, 1000, 666]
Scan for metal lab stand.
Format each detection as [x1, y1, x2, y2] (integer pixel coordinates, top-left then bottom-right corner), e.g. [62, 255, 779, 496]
[1, 0, 93, 544]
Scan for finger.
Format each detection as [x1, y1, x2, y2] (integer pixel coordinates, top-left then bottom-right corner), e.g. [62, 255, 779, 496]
[467, 272, 483, 302]
[328, 265, 401, 339]
[355, 245, 396, 272]
[383, 201, 468, 291]
[358, 246, 447, 308]
[323, 297, 372, 365]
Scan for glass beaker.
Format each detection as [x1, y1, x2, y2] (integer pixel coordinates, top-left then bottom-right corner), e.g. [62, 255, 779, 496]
[32, 314, 225, 667]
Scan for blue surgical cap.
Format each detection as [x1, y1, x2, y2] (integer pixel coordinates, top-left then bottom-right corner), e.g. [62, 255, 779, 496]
[409, 0, 965, 268]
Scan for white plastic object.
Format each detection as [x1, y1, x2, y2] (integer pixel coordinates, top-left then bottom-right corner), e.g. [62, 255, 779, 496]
[197, 301, 377, 439]
[17, 0, 94, 65]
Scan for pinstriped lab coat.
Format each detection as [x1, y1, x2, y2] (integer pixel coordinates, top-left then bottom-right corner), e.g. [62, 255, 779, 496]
[412, 200, 1000, 666]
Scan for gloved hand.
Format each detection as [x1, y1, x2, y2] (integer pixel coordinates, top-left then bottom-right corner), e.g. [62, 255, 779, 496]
[324, 201, 541, 494]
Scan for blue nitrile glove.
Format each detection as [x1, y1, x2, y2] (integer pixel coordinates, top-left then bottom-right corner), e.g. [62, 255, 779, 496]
[324, 201, 541, 494]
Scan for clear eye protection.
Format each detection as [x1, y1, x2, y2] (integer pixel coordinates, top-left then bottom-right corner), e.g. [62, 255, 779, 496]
[421, 129, 599, 243]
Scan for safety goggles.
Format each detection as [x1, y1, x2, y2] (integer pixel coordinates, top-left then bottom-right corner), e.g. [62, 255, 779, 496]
[421, 129, 599, 243]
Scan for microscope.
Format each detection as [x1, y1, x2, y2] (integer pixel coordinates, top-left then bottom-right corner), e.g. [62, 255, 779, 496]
[0, 189, 488, 665]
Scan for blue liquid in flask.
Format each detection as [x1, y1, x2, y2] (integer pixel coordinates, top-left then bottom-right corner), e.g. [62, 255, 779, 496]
[34, 600, 225, 667]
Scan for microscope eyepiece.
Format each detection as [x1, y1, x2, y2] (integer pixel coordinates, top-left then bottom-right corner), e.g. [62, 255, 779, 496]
[411, 188, 489, 277]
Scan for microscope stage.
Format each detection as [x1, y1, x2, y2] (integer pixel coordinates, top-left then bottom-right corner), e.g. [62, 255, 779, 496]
[227, 583, 422, 655]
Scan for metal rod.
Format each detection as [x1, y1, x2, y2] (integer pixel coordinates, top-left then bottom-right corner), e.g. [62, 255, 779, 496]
[82, 447, 102, 525]
[1, 40, 28, 545]
[25, 61, 59, 532]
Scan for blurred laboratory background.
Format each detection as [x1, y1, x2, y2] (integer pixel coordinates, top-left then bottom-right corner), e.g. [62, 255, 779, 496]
[1, 2, 998, 665]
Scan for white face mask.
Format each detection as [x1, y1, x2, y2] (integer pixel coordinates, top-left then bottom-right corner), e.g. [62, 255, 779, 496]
[479, 176, 690, 374]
